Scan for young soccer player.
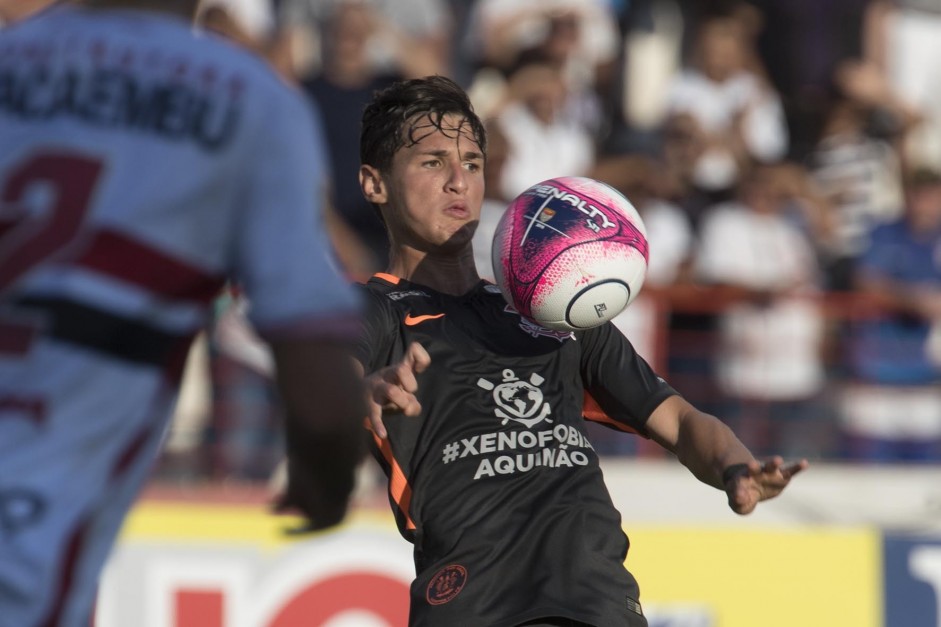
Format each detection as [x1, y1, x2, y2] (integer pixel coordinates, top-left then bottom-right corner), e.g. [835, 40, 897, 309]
[355, 75, 807, 627]
[0, 2, 366, 624]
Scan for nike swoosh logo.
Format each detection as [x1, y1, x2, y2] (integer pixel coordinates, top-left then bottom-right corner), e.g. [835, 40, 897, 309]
[404, 313, 446, 326]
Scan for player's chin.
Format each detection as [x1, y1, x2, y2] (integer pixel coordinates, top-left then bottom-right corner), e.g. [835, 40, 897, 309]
[432, 222, 477, 251]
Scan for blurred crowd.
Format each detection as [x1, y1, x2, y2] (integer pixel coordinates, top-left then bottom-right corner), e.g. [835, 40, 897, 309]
[6, 0, 939, 476]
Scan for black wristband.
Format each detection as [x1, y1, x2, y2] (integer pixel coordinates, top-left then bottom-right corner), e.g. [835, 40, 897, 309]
[722, 463, 751, 486]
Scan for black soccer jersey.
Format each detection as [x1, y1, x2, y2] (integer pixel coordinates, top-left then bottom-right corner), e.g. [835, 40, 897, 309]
[357, 274, 677, 627]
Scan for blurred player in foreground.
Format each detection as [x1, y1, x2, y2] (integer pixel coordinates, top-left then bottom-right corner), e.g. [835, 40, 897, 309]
[0, 1, 367, 625]
[355, 76, 808, 627]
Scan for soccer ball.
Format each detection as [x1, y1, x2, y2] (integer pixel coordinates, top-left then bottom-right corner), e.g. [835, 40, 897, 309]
[491, 176, 649, 332]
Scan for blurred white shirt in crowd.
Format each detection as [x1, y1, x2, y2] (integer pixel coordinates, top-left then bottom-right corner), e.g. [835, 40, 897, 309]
[695, 201, 824, 400]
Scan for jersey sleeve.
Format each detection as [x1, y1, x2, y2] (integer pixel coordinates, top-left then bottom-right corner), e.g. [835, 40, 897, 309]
[231, 80, 360, 340]
[578, 322, 678, 436]
[354, 285, 400, 373]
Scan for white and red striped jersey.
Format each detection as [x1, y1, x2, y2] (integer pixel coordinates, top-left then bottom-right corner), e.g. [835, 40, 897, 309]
[0, 6, 359, 626]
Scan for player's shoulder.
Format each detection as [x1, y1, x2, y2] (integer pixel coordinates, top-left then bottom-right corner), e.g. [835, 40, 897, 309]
[360, 274, 437, 306]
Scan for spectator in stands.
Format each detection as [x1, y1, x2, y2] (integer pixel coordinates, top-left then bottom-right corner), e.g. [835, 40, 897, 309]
[198, 0, 278, 58]
[743, 0, 873, 162]
[611, 0, 686, 156]
[489, 60, 597, 201]
[693, 162, 833, 459]
[299, 0, 408, 275]
[808, 59, 909, 292]
[463, 0, 620, 135]
[867, 0, 941, 170]
[277, 0, 450, 82]
[661, 10, 788, 225]
[839, 167, 941, 462]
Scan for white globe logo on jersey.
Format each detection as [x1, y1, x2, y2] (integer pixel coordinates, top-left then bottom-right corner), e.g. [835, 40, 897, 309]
[477, 369, 552, 428]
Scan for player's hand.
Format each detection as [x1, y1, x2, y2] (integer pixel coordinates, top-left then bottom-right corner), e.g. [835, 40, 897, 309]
[365, 341, 430, 438]
[271, 419, 366, 534]
[272, 458, 348, 534]
[724, 457, 808, 515]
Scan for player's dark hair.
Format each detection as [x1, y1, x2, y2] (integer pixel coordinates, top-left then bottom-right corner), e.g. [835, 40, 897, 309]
[360, 75, 487, 172]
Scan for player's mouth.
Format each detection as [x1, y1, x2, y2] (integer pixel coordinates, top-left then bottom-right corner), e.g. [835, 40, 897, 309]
[444, 202, 470, 219]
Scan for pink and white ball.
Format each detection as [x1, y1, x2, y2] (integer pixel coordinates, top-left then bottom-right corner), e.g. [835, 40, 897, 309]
[491, 176, 649, 332]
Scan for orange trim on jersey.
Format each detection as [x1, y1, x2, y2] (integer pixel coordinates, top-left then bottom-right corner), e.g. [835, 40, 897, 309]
[370, 429, 416, 530]
[373, 272, 401, 285]
[582, 392, 640, 435]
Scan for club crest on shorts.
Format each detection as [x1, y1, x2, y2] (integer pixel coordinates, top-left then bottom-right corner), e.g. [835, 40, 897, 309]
[426, 564, 467, 605]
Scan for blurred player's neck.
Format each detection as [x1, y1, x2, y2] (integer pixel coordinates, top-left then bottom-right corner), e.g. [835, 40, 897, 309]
[387, 247, 480, 296]
[82, 0, 198, 20]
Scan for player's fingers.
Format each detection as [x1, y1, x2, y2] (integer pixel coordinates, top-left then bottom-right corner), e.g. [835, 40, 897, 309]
[374, 380, 409, 409]
[757, 459, 809, 501]
[761, 457, 806, 485]
[404, 342, 431, 374]
[367, 401, 387, 439]
[728, 480, 758, 515]
[392, 359, 421, 394]
[757, 456, 784, 474]
[745, 459, 764, 477]
[782, 459, 809, 479]
[399, 396, 422, 417]
[375, 380, 422, 417]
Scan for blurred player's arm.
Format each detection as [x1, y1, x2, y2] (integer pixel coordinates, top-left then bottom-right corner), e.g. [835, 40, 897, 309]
[646, 395, 808, 515]
[235, 74, 368, 531]
[270, 338, 368, 530]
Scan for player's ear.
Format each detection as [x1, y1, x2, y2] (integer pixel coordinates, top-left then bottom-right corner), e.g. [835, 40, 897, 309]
[359, 165, 387, 204]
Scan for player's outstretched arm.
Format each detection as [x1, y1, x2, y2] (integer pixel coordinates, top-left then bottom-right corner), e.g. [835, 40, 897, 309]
[270, 339, 369, 531]
[645, 395, 808, 515]
[361, 341, 430, 439]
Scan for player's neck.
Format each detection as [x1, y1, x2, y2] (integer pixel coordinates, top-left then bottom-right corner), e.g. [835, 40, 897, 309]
[82, 0, 198, 20]
[386, 248, 480, 296]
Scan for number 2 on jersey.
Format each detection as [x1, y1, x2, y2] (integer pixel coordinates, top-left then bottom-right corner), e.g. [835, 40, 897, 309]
[0, 152, 104, 355]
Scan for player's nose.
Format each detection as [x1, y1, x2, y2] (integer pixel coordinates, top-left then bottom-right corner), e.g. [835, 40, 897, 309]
[445, 162, 468, 194]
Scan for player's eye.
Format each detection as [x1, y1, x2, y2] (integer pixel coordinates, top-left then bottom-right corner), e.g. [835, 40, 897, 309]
[464, 161, 481, 172]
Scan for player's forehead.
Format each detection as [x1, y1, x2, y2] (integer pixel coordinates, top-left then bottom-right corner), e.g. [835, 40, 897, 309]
[400, 113, 482, 157]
